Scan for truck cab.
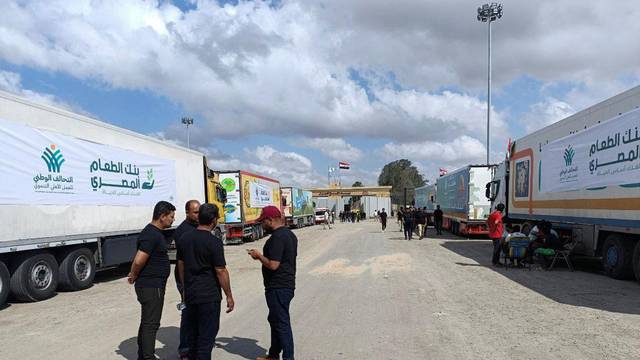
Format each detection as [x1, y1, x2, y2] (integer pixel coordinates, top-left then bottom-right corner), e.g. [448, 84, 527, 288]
[486, 160, 508, 210]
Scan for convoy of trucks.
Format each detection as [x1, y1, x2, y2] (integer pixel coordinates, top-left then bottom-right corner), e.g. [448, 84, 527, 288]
[486, 85, 640, 282]
[436, 165, 493, 236]
[0, 91, 315, 306]
[281, 187, 315, 228]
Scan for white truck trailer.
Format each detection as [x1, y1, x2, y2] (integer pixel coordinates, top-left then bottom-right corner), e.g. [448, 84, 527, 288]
[436, 165, 493, 236]
[0, 90, 220, 306]
[487, 85, 640, 282]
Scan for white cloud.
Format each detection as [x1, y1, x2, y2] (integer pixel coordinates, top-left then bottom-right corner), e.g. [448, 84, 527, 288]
[207, 145, 325, 188]
[295, 137, 363, 161]
[0, 70, 75, 110]
[382, 135, 486, 164]
[521, 97, 575, 133]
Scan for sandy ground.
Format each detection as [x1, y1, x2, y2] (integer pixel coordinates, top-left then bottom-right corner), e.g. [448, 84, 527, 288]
[1, 221, 639, 360]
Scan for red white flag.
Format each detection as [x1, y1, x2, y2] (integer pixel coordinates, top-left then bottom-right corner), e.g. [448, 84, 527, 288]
[339, 161, 350, 170]
[439, 168, 448, 176]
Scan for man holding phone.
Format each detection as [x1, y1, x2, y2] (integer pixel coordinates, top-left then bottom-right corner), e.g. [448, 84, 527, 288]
[248, 206, 297, 360]
[177, 203, 234, 360]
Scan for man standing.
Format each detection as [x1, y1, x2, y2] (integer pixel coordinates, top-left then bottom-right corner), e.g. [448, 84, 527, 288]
[416, 208, 426, 239]
[322, 209, 331, 230]
[177, 204, 234, 360]
[487, 203, 505, 267]
[248, 206, 297, 360]
[403, 208, 414, 240]
[433, 205, 444, 235]
[128, 201, 176, 360]
[173, 200, 200, 359]
[379, 208, 388, 232]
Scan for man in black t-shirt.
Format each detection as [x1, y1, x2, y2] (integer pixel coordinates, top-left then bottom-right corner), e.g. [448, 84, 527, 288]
[177, 203, 234, 360]
[128, 201, 176, 360]
[433, 205, 444, 235]
[379, 208, 388, 232]
[173, 199, 200, 359]
[248, 206, 297, 360]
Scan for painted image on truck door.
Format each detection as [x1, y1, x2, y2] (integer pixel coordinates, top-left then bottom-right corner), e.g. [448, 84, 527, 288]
[515, 159, 530, 198]
[241, 173, 280, 223]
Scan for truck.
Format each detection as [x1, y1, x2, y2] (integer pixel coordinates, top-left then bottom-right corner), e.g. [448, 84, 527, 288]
[281, 187, 315, 228]
[486, 85, 640, 282]
[415, 184, 437, 225]
[0, 90, 227, 306]
[216, 170, 281, 244]
[436, 165, 493, 236]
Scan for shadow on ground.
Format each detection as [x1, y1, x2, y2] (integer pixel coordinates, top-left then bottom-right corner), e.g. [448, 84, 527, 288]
[115, 327, 266, 359]
[217, 336, 267, 359]
[441, 239, 640, 315]
[116, 326, 179, 359]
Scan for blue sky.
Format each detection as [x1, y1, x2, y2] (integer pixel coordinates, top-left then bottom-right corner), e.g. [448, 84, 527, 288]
[0, 0, 638, 187]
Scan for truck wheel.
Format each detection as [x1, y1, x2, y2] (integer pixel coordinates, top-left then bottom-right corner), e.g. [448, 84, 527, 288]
[633, 241, 640, 283]
[214, 228, 223, 240]
[10, 253, 59, 302]
[602, 234, 635, 279]
[58, 248, 96, 291]
[0, 261, 9, 306]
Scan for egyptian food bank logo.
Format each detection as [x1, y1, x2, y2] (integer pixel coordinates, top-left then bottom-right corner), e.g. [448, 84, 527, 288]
[563, 145, 575, 166]
[42, 144, 65, 172]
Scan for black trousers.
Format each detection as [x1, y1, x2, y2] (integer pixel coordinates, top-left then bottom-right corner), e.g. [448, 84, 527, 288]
[404, 222, 414, 239]
[491, 238, 502, 265]
[381, 219, 387, 231]
[135, 287, 165, 360]
[435, 220, 443, 234]
[266, 288, 295, 360]
[187, 301, 221, 360]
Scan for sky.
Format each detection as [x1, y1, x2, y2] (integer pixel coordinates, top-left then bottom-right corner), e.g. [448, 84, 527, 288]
[1, 0, 639, 187]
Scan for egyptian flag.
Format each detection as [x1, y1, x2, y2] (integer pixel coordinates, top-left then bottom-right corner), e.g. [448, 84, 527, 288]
[339, 161, 350, 170]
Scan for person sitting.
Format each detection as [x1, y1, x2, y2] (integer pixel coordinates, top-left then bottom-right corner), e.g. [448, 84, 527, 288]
[530, 221, 563, 268]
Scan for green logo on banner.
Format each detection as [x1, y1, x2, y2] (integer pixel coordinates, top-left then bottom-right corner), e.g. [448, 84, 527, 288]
[563, 145, 575, 166]
[41, 144, 65, 173]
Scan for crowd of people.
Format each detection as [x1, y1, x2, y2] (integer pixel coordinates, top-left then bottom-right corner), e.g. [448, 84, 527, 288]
[127, 201, 297, 360]
[487, 203, 566, 268]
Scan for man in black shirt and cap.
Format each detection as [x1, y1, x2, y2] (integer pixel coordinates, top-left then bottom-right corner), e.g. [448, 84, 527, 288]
[177, 203, 234, 360]
[173, 199, 200, 359]
[248, 205, 297, 360]
[128, 200, 176, 360]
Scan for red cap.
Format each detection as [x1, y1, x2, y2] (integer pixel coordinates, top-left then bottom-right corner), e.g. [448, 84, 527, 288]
[257, 205, 282, 221]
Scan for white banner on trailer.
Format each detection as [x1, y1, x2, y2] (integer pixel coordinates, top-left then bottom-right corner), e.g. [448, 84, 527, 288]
[0, 118, 176, 205]
[540, 107, 640, 193]
[249, 181, 273, 208]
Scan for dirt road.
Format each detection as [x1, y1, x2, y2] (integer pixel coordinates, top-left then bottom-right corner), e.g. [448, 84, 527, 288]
[1, 221, 639, 359]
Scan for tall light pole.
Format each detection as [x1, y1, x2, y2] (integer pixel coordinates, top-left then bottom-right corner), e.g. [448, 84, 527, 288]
[181, 117, 194, 149]
[477, 3, 503, 165]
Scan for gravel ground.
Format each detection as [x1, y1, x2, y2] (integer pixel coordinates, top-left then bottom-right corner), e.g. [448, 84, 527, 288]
[1, 221, 639, 360]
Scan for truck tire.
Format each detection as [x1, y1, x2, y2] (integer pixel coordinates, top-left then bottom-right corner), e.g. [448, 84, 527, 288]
[633, 241, 640, 283]
[602, 234, 635, 280]
[58, 248, 96, 291]
[10, 253, 59, 302]
[0, 261, 9, 306]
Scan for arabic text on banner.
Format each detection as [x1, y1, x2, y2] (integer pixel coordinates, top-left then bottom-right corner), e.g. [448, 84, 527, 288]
[0, 118, 176, 205]
[540, 108, 640, 193]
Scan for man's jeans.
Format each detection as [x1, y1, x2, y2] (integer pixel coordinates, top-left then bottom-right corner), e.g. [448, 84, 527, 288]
[404, 222, 413, 239]
[135, 287, 165, 360]
[177, 283, 189, 355]
[491, 238, 502, 265]
[266, 288, 295, 360]
[187, 301, 221, 360]
[435, 220, 443, 235]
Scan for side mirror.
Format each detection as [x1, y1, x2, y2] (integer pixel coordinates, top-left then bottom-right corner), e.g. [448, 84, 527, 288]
[485, 182, 492, 200]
